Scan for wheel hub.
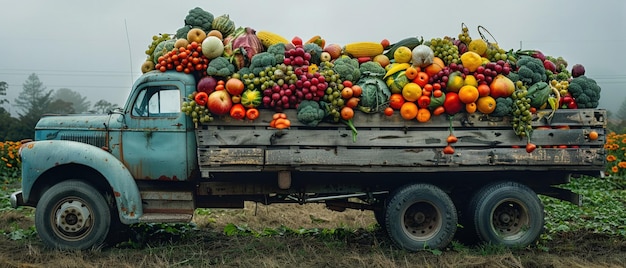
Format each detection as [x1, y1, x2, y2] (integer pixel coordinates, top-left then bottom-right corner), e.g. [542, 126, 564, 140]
[55, 200, 91, 234]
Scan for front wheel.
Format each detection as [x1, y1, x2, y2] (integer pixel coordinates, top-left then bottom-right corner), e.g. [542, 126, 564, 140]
[35, 180, 112, 250]
[470, 181, 544, 247]
[385, 184, 457, 251]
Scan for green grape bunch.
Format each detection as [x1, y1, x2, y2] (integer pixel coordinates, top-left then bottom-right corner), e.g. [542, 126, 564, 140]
[429, 38, 460, 65]
[145, 33, 171, 60]
[319, 61, 343, 122]
[510, 81, 533, 138]
[457, 24, 472, 45]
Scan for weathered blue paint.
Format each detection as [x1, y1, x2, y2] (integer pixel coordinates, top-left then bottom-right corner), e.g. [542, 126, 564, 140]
[20, 140, 143, 224]
[19, 71, 199, 222]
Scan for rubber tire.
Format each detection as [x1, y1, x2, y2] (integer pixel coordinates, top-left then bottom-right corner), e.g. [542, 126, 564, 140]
[35, 180, 111, 250]
[470, 181, 544, 247]
[385, 184, 457, 251]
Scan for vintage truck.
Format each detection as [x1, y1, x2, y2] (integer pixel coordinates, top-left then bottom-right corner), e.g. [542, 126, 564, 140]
[10, 70, 606, 251]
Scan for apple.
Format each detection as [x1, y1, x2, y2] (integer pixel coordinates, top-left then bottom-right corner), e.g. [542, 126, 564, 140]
[141, 61, 155, 73]
[207, 90, 232, 115]
[372, 54, 390, 68]
[489, 74, 515, 98]
[207, 30, 223, 40]
[323, 44, 342, 59]
[380, 39, 391, 49]
[197, 76, 218, 95]
[174, 38, 189, 49]
[187, 28, 207, 44]
[292, 36, 303, 46]
[320, 51, 332, 62]
[543, 60, 556, 73]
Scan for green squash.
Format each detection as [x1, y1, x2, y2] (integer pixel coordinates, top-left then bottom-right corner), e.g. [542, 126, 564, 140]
[212, 14, 236, 37]
[240, 89, 262, 108]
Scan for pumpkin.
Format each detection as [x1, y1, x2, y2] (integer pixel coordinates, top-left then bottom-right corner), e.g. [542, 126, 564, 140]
[240, 89, 262, 108]
[212, 14, 236, 37]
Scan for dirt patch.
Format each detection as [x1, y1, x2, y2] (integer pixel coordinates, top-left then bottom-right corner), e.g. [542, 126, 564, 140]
[0, 203, 624, 268]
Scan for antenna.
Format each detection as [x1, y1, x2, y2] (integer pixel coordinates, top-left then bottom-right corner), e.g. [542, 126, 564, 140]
[124, 19, 133, 85]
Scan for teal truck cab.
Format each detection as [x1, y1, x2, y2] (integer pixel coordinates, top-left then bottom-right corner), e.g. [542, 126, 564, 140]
[11, 70, 606, 251]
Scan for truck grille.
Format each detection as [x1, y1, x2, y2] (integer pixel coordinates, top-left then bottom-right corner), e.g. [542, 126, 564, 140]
[60, 133, 107, 148]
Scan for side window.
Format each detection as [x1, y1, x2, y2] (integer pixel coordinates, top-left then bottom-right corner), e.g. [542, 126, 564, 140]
[132, 86, 180, 117]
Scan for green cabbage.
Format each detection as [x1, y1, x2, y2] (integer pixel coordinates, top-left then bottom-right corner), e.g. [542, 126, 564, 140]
[356, 77, 391, 113]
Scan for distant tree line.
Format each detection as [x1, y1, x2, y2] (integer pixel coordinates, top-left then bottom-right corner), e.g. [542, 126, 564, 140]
[0, 73, 120, 140]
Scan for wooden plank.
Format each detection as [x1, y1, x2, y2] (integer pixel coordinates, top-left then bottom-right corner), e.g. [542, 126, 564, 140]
[196, 126, 605, 148]
[263, 147, 604, 168]
[198, 147, 264, 166]
[201, 109, 607, 129]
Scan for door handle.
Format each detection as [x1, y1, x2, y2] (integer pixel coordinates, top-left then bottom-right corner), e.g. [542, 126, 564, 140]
[172, 123, 182, 127]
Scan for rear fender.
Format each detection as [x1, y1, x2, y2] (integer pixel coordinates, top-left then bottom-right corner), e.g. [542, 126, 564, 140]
[20, 140, 143, 224]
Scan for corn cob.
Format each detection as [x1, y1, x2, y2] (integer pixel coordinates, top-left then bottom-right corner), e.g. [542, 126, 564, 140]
[343, 42, 384, 58]
[256, 31, 290, 48]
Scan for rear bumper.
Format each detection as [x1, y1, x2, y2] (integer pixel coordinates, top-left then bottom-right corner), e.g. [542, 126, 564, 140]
[10, 191, 24, 209]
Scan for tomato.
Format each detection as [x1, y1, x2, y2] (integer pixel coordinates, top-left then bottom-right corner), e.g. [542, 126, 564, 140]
[443, 92, 463, 115]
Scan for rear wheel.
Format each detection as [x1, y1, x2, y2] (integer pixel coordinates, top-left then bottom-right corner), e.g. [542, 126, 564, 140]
[470, 181, 544, 247]
[385, 184, 457, 251]
[35, 180, 111, 250]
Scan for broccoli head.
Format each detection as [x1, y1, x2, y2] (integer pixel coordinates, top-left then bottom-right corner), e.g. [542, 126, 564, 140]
[184, 7, 214, 32]
[296, 100, 327, 127]
[267, 43, 285, 64]
[175, 25, 192, 39]
[333, 57, 360, 83]
[206, 57, 235, 77]
[359, 61, 386, 78]
[490, 97, 513, 117]
[248, 52, 276, 75]
[515, 56, 547, 85]
[568, 75, 601, 108]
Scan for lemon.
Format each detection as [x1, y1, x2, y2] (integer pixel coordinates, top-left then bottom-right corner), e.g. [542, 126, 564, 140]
[464, 74, 478, 87]
[460, 51, 482, 72]
[393, 46, 412, 64]
[401, 82, 422, 102]
[468, 39, 488, 56]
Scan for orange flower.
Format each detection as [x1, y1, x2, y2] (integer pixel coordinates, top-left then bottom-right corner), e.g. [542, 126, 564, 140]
[619, 161, 626, 169]
[611, 166, 619, 173]
[606, 155, 617, 162]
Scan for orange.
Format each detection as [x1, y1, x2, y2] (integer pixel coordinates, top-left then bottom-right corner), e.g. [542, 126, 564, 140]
[458, 85, 479, 104]
[405, 66, 419, 80]
[476, 96, 496, 114]
[341, 87, 354, 99]
[340, 106, 354, 120]
[416, 108, 431, 122]
[400, 102, 418, 120]
[477, 84, 491, 97]
[588, 130, 599, 141]
[424, 57, 444, 77]
[465, 102, 477, 114]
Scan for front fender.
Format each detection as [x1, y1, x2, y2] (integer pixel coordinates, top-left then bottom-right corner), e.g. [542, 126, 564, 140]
[20, 140, 143, 224]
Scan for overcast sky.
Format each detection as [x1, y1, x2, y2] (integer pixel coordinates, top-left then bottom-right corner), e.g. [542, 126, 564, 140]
[1, 0, 625, 116]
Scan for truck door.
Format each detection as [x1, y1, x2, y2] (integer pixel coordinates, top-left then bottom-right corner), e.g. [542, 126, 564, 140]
[120, 83, 192, 181]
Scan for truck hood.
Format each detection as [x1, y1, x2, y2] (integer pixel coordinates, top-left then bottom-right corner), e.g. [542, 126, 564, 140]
[34, 114, 125, 147]
[36, 114, 111, 131]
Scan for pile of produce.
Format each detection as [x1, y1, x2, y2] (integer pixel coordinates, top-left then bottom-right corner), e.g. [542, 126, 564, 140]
[143, 7, 602, 150]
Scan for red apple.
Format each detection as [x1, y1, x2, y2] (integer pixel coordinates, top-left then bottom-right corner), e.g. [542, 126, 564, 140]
[207, 90, 232, 115]
[197, 76, 217, 95]
[323, 44, 342, 59]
